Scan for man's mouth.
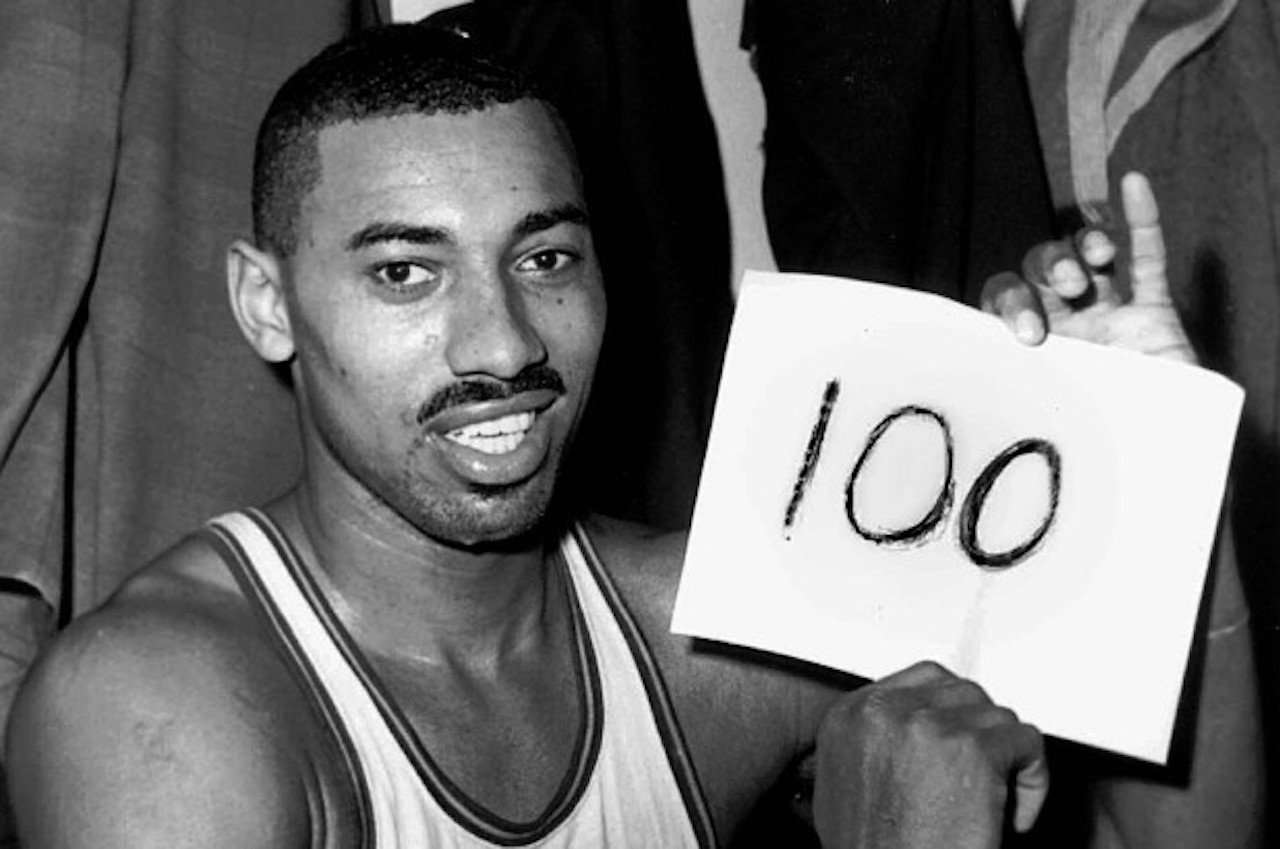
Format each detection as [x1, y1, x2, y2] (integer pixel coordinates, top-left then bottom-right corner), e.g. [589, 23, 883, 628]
[443, 411, 536, 455]
[421, 382, 562, 484]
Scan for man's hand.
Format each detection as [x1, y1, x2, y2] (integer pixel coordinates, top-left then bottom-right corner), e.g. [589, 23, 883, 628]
[813, 661, 1048, 849]
[981, 172, 1196, 364]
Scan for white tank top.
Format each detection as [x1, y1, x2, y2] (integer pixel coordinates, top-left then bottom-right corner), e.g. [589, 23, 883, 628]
[204, 509, 717, 849]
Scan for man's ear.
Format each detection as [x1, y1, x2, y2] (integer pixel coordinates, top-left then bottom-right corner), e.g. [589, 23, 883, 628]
[227, 239, 295, 363]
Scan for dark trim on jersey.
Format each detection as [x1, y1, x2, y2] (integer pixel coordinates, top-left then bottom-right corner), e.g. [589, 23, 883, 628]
[200, 520, 376, 849]
[570, 524, 719, 849]
[244, 508, 605, 847]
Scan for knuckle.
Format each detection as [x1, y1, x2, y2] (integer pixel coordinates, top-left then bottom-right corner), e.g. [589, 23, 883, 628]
[856, 689, 899, 732]
[946, 679, 989, 705]
[991, 706, 1019, 726]
[818, 689, 890, 744]
[913, 659, 950, 680]
[903, 709, 944, 745]
[956, 725, 1009, 767]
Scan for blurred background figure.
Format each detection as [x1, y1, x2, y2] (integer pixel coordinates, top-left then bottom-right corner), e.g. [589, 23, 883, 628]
[745, 0, 1054, 304]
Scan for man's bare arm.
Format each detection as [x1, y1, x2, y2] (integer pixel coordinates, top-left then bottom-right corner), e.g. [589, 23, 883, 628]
[5, 591, 313, 849]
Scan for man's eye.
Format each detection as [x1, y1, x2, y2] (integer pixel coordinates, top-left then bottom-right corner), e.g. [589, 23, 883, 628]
[516, 249, 575, 274]
[372, 262, 435, 289]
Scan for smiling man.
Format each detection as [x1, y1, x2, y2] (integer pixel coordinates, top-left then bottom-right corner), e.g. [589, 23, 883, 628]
[262, 98, 601, 549]
[3, 22, 1260, 849]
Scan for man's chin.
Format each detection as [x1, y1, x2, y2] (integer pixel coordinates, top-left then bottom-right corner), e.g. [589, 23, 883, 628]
[412, 482, 560, 552]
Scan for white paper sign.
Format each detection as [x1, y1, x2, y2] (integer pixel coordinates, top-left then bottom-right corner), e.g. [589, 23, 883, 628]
[671, 271, 1243, 763]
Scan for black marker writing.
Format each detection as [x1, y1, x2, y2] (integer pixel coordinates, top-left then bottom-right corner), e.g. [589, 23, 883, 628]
[783, 379, 840, 537]
[784, 383, 1062, 572]
[958, 438, 1061, 570]
[844, 406, 954, 546]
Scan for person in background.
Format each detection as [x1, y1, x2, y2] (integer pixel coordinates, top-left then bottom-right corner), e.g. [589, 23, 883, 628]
[745, 0, 1053, 306]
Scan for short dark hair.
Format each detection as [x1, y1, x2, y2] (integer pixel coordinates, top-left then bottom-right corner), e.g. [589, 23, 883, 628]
[252, 24, 548, 257]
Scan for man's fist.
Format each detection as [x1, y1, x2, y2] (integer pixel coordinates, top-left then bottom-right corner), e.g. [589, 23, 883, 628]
[813, 661, 1047, 849]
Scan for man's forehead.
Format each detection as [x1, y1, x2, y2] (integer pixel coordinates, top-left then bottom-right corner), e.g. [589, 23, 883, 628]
[310, 101, 579, 200]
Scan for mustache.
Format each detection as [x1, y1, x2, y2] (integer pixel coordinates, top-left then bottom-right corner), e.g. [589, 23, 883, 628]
[415, 365, 567, 426]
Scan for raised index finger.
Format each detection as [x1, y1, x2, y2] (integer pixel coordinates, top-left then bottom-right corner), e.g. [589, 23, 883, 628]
[1120, 172, 1171, 306]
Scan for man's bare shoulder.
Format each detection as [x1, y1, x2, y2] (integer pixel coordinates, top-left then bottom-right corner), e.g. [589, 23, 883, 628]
[576, 513, 687, 622]
[576, 514, 844, 831]
[13, 535, 283, 718]
[577, 512, 842, 697]
[6, 536, 325, 849]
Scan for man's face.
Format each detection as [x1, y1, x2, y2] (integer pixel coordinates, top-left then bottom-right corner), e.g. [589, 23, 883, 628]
[283, 101, 605, 547]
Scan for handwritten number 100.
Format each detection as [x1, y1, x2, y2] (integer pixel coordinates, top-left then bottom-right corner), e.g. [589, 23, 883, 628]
[783, 379, 1062, 570]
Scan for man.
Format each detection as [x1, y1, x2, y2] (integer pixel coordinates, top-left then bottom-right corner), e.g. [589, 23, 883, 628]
[5, 23, 1260, 849]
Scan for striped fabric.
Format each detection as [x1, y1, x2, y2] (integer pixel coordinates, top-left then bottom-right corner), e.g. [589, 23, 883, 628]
[204, 509, 716, 848]
[1022, 0, 1240, 212]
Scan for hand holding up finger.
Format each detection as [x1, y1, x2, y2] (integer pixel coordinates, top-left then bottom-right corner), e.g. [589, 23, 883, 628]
[982, 172, 1196, 364]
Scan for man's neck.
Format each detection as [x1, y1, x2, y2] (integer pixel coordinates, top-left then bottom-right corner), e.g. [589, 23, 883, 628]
[272, 467, 562, 674]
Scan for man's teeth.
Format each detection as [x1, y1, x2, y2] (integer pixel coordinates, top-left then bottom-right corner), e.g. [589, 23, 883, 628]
[445, 411, 535, 454]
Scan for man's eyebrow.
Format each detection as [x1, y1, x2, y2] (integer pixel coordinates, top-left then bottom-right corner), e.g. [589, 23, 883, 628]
[344, 222, 452, 252]
[514, 204, 590, 238]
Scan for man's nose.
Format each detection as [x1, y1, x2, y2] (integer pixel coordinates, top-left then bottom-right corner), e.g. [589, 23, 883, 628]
[444, 270, 547, 379]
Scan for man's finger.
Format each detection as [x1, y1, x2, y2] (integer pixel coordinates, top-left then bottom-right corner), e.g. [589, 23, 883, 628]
[1075, 227, 1116, 270]
[929, 679, 1001, 711]
[1073, 227, 1128, 303]
[1022, 240, 1088, 300]
[982, 721, 1049, 833]
[980, 272, 1046, 345]
[876, 660, 956, 690]
[1013, 752, 1050, 832]
[1121, 171, 1172, 306]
